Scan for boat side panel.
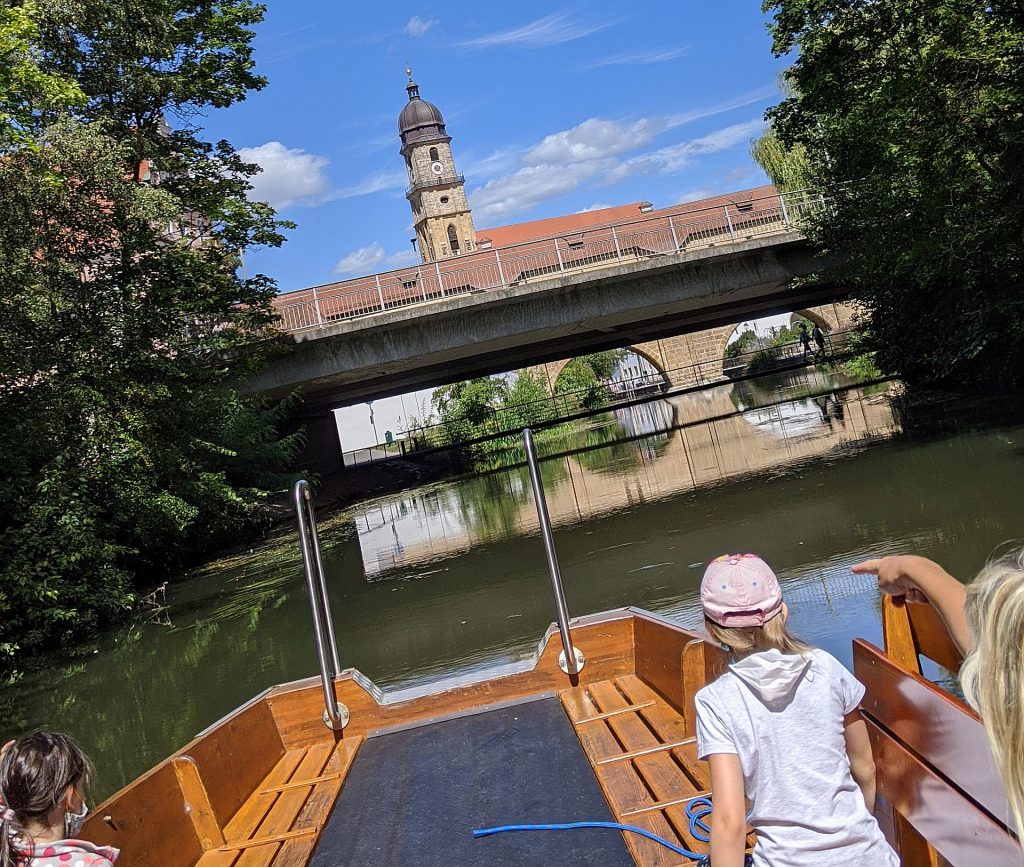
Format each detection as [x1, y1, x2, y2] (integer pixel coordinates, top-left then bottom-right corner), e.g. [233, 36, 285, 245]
[181, 695, 286, 830]
[80, 760, 206, 865]
[853, 639, 1009, 826]
[865, 719, 1021, 866]
[633, 611, 718, 719]
[268, 616, 636, 749]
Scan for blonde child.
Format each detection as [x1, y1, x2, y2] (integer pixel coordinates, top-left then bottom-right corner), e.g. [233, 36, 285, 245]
[853, 548, 1024, 838]
[695, 554, 898, 867]
[0, 731, 118, 867]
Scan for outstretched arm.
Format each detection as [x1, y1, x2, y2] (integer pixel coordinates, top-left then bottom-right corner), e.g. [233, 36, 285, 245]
[708, 753, 747, 867]
[844, 710, 877, 812]
[852, 555, 971, 653]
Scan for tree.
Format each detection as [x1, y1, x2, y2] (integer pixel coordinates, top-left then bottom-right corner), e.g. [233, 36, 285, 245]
[501, 370, 555, 428]
[0, 1, 297, 669]
[554, 350, 626, 410]
[762, 0, 1024, 388]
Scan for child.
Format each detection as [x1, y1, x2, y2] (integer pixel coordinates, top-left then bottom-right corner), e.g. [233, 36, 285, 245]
[695, 554, 898, 867]
[0, 731, 118, 867]
[854, 549, 1024, 839]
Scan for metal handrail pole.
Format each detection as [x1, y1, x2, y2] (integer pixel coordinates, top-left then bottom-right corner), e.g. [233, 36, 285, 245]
[304, 491, 342, 675]
[779, 194, 791, 229]
[292, 480, 346, 730]
[522, 428, 583, 676]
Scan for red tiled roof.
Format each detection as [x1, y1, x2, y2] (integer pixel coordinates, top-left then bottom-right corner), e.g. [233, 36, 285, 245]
[477, 202, 652, 247]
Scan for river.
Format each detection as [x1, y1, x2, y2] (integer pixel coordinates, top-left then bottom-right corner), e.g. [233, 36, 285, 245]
[2, 368, 1022, 801]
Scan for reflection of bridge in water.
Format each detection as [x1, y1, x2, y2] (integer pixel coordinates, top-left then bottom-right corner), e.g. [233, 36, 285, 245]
[355, 375, 901, 580]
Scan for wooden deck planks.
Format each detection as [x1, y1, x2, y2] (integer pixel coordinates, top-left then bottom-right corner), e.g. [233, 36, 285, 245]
[194, 736, 363, 867]
[561, 676, 717, 866]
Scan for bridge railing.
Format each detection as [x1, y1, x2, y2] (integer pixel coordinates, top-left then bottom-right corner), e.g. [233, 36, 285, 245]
[273, 188, 820, 334]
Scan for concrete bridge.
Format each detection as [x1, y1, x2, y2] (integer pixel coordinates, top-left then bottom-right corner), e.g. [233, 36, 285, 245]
[248, 189, 847, 471]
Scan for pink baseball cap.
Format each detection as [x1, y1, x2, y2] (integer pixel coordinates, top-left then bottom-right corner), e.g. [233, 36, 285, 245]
[701, 554, 783, 627]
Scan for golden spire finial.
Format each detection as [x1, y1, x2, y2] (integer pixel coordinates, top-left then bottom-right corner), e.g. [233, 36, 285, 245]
[406, 65, 413, 81]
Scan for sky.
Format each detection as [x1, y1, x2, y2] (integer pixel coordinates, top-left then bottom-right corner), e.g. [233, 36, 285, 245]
[198, 2, 794, 451]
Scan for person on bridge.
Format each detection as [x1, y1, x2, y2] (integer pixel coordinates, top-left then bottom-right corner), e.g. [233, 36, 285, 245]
[695, 554, 898, 867]
[798, 322, 813, 362]
[812, 323, 827, 359]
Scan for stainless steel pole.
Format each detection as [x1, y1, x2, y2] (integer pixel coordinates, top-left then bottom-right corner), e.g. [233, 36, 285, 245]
[522, 428, 584, 676]
[293, 480, 348, 730]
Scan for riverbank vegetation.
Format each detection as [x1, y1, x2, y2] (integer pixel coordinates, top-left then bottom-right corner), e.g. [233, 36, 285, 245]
[760, 0, 1024, 389]
[0, 1, 296, 673]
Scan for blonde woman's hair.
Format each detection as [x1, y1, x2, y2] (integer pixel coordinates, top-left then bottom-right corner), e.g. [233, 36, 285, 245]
[961, 547, 1024, 837]
[704, 611, 812, 656]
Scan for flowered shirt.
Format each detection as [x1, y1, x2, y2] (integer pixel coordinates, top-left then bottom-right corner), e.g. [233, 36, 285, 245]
[18, 839, 119, 867]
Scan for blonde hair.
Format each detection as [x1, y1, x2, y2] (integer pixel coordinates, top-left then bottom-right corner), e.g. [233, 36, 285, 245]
[960, 547, 1024, 837]
[704, 611, 812, 656]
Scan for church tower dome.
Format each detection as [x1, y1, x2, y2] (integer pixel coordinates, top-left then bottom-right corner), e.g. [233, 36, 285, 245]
[399, 70, 476, 262]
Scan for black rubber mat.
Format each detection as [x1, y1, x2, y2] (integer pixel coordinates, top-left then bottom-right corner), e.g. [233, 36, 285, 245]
[310, 696, 634, 866]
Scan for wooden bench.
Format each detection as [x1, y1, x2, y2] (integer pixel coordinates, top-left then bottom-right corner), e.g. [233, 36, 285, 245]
[858, 597, 1018, 865]
[82, 698, 362, 867]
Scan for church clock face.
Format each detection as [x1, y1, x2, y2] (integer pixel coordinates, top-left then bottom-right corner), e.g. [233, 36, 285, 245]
[430, 160, 444, 175]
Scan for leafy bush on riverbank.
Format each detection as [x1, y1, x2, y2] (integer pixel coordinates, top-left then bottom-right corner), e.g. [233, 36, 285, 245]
[762, 1, 1024, 390]
[0, 2, 297, 672]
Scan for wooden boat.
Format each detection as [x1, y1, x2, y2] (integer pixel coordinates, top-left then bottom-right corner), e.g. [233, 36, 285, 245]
[77, 454, 1019, 865]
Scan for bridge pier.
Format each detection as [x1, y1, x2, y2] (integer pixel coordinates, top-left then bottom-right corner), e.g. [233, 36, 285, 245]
[295, 409, 344, 476]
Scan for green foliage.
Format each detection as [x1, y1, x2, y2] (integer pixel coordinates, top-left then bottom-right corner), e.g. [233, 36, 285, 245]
[0, 1, 298, 669]
[554, 350, 625, 410]
[502, 371, 555, 429]
[763, 0, 1024, 389]
[725, 329, 759, 359]
[749, 128, 814, 192]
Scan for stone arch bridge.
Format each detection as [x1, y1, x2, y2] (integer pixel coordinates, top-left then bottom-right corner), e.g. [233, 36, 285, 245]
[532, 302, 857, 391]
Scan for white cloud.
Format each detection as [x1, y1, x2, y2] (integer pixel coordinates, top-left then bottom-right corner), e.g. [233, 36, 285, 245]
[386, 249, 421, 268]
[333, 169, 407, 200]
[334, 243, 386, 275]
[238, 142, 330, 210]
[334, 244, 421, 276]
[666, 86, 777, 128]
[404, 16, 436, 37]
[604, 118, 765, 183]
[524, 118, 663, 166]
[577, 202, 613, 212]
[470, 113, 764, 223]
[472, 162, 604, 222]
[583, 46, 689, 69]
[675, 187, 717, 204]
[459, 11, 611, 50]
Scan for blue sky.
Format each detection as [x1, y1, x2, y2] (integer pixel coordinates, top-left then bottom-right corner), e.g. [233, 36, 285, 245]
[204, 2, 791, 295]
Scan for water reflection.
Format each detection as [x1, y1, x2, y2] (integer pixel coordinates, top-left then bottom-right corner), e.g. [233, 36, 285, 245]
[3, 372, 1023, 801]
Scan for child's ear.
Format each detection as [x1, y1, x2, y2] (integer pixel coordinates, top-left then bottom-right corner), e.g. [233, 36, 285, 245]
[781, 602, 790, 624]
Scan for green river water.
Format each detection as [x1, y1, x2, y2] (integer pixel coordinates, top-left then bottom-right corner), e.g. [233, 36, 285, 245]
[2, 368, 1023, 801]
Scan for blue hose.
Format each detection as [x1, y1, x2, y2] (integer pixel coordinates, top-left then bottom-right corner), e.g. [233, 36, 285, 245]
[474, 795, 715, 861]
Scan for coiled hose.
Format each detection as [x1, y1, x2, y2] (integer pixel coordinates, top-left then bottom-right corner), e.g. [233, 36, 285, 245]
[474, 794, 714, 861]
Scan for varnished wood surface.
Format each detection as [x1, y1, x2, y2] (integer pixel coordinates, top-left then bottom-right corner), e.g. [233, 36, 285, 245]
[854, 638, 1010, 827]
[267, 610, 639, 749]
[882, 596, 963, 675]
[560, 673, 753, 866]
[865, 719, 1020, 866]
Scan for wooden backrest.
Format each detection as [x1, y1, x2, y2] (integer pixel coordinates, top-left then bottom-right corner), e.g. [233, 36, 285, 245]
[182, 696, 286, 829]
[854, 638, 1018, 865]
[680, 637, 729, 738]
[80, 759, 207, 865]
[882, 596, 963, 675]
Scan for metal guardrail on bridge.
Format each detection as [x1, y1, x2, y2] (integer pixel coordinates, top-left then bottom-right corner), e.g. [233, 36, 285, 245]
[273, 189, 824, 334]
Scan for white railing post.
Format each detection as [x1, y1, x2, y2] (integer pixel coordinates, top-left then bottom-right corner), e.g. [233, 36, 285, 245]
[724, 207, 735, 240]
[554, 239, 565, 272]
[495, 249, 507, 287]
[434, 261, 444, 297]
[373, 274, 385, 312]
[611, 225, 622, 261]
[310, 286, 323, 325]
[668, 215, 680, 251]
[779, 194, 791, 228]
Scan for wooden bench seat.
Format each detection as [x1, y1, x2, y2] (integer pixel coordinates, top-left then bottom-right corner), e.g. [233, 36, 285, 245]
[193, 736, 362, 867]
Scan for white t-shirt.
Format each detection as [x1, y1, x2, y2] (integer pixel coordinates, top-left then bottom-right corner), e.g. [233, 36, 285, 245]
[695, 647, 899, 867]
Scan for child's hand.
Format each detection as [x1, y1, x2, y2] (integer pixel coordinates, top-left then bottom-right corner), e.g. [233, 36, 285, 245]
[852, 555, 931, 604]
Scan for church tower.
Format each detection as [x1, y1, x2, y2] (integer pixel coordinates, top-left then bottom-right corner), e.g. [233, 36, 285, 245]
[399, 70, 476, 262]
